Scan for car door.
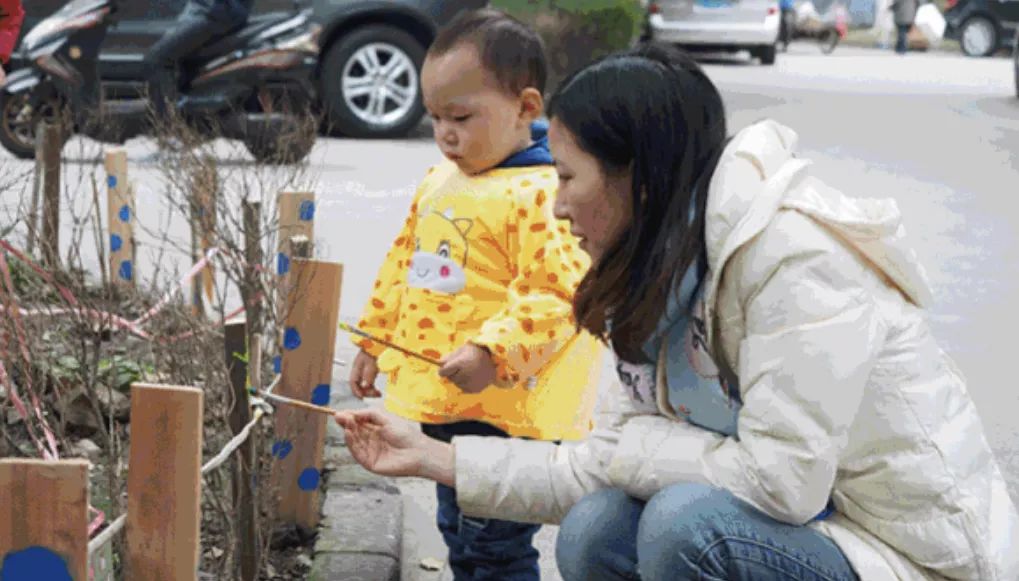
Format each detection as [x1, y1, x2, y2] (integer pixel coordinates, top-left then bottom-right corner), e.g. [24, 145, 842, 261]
[98, 0, 187, 80]
[991, 0, 1019, 41]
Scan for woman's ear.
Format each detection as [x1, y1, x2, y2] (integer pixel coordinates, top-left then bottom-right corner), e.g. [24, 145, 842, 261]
[518, 87, 544, 125]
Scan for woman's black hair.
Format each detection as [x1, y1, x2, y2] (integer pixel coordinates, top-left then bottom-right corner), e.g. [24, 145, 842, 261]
[547, 42, 728, 363]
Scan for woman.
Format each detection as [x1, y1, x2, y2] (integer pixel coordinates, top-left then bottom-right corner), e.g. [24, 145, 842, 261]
[891, 0, 919, 53]
[336, 43, 1019, 580]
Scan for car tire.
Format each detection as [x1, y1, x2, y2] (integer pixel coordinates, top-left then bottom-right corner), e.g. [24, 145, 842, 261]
[755, 44, 777, 65]
[320, 25, 426, 139]
[959, 15, 998, 57]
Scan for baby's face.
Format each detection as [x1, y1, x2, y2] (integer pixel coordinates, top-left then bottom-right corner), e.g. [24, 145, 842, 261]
[421, 44, 530, 175]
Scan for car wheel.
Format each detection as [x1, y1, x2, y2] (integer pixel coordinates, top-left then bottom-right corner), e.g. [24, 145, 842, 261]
[320, 25, 426, 138]
[959, 16, 998, 57]
[755, 44, 777, 65]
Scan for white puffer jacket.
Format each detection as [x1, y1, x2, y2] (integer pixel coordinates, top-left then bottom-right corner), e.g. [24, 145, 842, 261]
[451, 120, 1019, 580]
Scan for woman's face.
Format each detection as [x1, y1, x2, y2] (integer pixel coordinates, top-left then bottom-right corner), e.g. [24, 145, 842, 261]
[549, 119, 633, 263]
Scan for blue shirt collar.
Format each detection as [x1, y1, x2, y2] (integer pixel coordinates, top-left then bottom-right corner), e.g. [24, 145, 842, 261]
[497, 120, 553, 168]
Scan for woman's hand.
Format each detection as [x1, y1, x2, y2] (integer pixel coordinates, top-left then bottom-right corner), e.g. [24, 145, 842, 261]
[334, 408, 455, 486]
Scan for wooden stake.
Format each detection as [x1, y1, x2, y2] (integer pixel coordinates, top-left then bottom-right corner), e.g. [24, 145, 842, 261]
[270, 258, 341, 530]
[125, 383, 203, 581]
[275, 192, 315, 328]
[104, 149, 135, 288]
[0, 459, 89, 580]
[26, 123, 44, 254]
[39, 123, 62, 268]
[224, 319, 260, 581]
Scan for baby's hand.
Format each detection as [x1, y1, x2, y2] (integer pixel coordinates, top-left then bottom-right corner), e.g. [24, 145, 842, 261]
[438, 344, 497, 394]
[349, 349, 382, 399]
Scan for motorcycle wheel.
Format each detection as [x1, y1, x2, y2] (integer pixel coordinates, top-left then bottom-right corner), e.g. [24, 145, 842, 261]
[819, 29, 840, 54]
[0, 92, 70, 160]
[244, 132, 311, 164]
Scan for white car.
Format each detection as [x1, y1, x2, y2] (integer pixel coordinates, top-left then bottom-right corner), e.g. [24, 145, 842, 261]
[641, 0, 783, 65]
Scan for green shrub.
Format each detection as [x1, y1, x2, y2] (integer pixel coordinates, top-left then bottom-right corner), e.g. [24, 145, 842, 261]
[492, 0, 646, 90]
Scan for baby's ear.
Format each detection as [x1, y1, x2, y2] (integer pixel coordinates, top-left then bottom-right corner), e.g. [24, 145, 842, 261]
[518, 87, 544, 123]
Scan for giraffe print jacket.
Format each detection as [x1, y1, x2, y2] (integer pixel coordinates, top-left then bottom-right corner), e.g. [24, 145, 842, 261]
[354, 159, 604, 441]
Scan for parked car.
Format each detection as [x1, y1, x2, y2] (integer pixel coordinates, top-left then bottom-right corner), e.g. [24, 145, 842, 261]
[944, 0, 1019, 57]
[640, 0, 782, 65]
[8, 0, 487, 139]
[1014, 28, 1018, 96]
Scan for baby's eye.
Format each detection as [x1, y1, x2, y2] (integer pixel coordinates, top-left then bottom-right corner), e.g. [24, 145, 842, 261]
[437, 241, 451, 258]
[453, 114, 472, 123]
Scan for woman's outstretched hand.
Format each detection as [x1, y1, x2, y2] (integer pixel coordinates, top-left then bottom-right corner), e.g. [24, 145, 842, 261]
[334, 408, 455, 487]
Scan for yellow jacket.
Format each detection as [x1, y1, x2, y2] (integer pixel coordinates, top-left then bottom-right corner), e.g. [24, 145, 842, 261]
[354, 160, 602, 440]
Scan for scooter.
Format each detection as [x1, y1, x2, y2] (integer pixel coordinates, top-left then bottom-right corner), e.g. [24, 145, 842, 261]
[786, 1, 849, 54]
[0, 0, 321, 163]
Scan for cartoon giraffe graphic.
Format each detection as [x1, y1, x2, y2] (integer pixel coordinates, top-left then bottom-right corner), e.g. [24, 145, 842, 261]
[408, 206, 473, 294]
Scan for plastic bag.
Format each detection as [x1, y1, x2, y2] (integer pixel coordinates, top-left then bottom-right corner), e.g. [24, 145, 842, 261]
[915, 3, 946, 45]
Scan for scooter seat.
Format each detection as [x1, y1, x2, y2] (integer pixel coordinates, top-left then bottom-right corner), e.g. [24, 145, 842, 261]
[189, 12, 296, 61]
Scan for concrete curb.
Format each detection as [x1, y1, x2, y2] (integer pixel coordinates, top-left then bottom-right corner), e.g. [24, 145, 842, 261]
[311, 342, 403, 581]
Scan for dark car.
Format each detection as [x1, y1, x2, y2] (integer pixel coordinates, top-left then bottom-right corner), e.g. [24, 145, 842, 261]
[10, 0, 487, 138]
[943, 0, 1019, 57]
[1013, 28, 1018, 96]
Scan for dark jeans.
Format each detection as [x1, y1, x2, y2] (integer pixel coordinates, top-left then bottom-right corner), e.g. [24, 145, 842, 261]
[143, 9, 240, 116]
[780, 8, 795, 47]
[895, 24, 911, 53]
[422, 421, 542, 581]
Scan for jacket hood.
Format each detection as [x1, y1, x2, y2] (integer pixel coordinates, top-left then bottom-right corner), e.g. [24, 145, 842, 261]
[702, 119, 934, 345]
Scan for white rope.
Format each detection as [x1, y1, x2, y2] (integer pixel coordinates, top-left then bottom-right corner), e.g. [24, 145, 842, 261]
[201, 408, 265, 476]
[87, 514, 126, 556]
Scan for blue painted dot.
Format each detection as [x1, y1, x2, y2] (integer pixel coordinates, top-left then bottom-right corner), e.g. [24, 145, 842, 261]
[271, 440, 293, 460]
[110, 234, 123, 252]
[311, 384, 330, 406]
[283, 328, 301, 350]
[299, 200, 315, 221]
[297, 468, 320, 491]
[277, 252, 290, 275]
[118, 205, 131, 223]
[118, 260, 133, 281]
[1, 546, 73, 581]
[273, 355, 282, 374]
[107, 175, 118, 189]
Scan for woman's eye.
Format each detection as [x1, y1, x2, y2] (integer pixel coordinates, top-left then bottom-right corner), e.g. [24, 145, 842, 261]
[558, 175, 572, 183]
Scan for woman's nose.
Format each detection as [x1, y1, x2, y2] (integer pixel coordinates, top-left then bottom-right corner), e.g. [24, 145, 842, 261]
[552, 196, 570, 222]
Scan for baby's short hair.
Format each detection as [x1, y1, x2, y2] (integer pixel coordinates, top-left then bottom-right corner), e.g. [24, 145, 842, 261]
[428, 8, 548, 96]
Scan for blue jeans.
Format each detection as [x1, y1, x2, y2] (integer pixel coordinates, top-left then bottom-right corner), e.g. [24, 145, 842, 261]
[556, 484, 859, 581]
[424, 421, 542, 581]
[895, 24, 911, 53]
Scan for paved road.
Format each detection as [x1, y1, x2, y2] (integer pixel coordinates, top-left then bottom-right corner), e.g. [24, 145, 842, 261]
[2, 43, 1016, 580]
